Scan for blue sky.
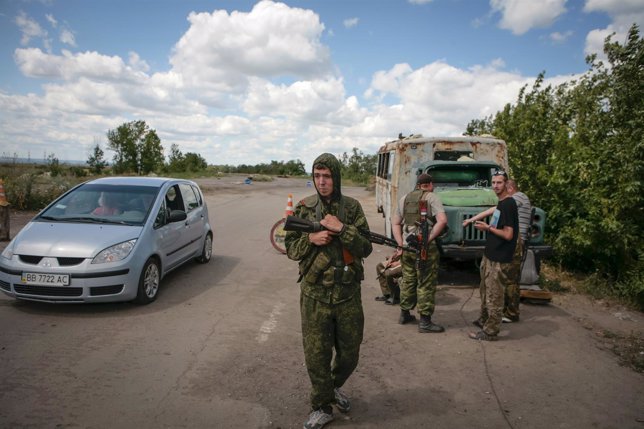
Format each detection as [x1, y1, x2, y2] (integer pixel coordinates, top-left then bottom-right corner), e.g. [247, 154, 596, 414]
[0, 0, 642, 169]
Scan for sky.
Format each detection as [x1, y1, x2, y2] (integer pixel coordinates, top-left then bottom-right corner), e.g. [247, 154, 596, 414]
[0, 0, 642, 170]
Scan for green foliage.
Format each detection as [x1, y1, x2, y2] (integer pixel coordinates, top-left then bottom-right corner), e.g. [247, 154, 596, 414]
[4, 173, 73, 210]
[339, 147, 377, 185]
[107, 120, 164, 174]
[46, 153, 62, 177]
[68, 165, 88, 178]
[87, 143, 108, 174]
[215, 159, 306, 176]
[467, 24, 644, 304]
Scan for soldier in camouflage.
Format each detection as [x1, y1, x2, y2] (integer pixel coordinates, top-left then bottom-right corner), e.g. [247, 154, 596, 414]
[392, 173, 448, 333]
[285, 153, 373, 429]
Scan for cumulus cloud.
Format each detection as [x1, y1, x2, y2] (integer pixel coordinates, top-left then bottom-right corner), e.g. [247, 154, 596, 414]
[45, 14, 57, 28]
[60, 27, 76, 47]
[583, 0, 644, 59]
[491, 0, 567, 35]
[343, 18, 359, 28]
[169, 0, 332, 105]
[549, 30, 573, 43]
[15, 11, 48, 46]
[1, 0, 586, 169]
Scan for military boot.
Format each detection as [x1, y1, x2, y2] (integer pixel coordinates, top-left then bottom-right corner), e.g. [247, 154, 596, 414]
[399, 309, 416, 325]
[418, 314, 445, 333]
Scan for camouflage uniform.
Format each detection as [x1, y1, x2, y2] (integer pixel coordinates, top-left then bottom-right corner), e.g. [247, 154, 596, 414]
[397, 190, 444, 317]
[504, 236, 523, 321]
[375, 256, 402, 300]
[478, 257, 514, 335]
[285, 153, 373, 412]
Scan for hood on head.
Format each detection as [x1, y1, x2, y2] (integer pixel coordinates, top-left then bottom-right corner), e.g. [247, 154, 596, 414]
[312, 153, 342, 201]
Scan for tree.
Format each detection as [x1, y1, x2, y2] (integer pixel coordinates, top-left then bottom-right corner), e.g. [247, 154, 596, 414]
[106, 120, 164, 174]
[183, 152, 208, 172]
[167, 143, 185, 172]
[465, 24, 643, 306]
[87, 143, 107, 174]
[339, 148, 377, 184]
[46, 153, 62, 177]
[139, 130, 164, 175]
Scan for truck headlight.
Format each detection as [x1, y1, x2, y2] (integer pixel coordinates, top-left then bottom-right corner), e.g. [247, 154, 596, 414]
[92, 239, 137, 264]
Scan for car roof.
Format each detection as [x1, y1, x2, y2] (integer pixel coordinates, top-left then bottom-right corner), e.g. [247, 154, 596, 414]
[86, 177, 189, 187]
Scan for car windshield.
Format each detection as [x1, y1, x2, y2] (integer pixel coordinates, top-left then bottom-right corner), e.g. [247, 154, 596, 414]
[38, 184, 160, 226]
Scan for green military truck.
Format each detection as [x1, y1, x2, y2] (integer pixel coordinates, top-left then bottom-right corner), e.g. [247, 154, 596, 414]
[375, 134, 552, 292]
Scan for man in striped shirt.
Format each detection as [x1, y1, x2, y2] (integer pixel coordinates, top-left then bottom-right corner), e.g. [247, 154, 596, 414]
[507, 180, 532, 241]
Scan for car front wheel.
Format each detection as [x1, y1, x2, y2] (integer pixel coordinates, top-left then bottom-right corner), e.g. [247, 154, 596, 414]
[135, 257, 160, 305]
[195, 232, 213, 263]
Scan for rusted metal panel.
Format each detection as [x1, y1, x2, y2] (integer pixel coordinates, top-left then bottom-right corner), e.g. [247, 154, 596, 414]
[376, 134, 509, 238]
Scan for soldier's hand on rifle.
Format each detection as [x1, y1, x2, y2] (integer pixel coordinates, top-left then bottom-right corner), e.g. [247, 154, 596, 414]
[320, 214, 344, 234]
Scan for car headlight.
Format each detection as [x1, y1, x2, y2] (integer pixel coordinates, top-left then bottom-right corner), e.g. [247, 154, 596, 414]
[1, 241, 15, 260]
[92, 239, 137, 264]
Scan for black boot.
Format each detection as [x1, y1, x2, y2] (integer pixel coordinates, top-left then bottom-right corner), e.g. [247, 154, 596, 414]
[399, 309, 416, 325]
[386, 283, 400, 305]
[418, 314, 445, 333]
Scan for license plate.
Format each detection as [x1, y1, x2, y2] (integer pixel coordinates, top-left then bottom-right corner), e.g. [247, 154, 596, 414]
[21, 272, 70, 286]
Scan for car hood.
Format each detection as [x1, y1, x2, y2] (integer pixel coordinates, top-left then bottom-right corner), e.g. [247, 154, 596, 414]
[435, 187, 498, 207]
[12, 221, 143, 258]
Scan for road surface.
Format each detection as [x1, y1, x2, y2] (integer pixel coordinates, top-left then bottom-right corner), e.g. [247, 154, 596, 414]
[0, 177, 642, 428]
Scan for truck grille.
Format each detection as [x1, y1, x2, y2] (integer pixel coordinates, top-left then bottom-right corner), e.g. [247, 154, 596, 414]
[462, 214, 488, 241]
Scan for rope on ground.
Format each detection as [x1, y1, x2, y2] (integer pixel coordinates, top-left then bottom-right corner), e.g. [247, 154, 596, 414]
[458, 287, 515, 429]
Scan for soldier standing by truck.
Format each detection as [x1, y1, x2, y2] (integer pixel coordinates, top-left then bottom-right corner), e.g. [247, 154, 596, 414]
[392, 173, 448, 333]
[469, 170, 519, 341]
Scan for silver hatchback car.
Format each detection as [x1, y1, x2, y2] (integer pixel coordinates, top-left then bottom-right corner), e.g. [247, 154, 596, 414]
[0, 177, 213, 304]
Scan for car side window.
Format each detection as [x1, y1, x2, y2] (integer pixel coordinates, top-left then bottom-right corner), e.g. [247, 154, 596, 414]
[153, 199, 167, 229]
[179, 183, 199, 212]
[191, 184, 203, 206]
[165, 185, 185, 212]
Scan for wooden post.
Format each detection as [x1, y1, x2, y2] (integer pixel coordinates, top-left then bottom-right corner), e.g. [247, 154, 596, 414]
[0, 206, 9, 241]
[0, 179, 9, 241]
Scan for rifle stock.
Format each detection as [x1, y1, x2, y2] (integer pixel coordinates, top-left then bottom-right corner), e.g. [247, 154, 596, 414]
[283, 215, 418, 253]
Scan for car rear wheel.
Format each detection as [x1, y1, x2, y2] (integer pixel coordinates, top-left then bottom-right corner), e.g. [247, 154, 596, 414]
[195, 232, 213, 263]
[135, 257, 160, 305]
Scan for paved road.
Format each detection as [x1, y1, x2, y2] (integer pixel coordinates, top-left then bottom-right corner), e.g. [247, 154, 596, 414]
[0, 177, 642, 428]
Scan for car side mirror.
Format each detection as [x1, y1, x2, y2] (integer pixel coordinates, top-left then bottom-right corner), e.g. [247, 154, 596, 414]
[168, 210, 187, 223]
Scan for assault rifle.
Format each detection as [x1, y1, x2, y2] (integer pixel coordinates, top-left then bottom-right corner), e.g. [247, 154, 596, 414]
[283, 215, 419, 253]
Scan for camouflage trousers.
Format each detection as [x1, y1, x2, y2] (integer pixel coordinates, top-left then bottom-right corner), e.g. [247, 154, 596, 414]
[478, 256, 515, 336]
[376, 261, 402, 297]
[400, 244, 439, 316]
[504, 237, 523, 321]
[301, 292, 364, 410]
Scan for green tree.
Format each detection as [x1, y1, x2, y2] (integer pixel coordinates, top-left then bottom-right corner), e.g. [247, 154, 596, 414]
[87, 143, 107, 174]
[466, 24, 644, 306]
[339, 147, 377, 184]
[183, 152, 208, 172]
[46, 153, 62, 177]
[167, 143, 185, 172]
[107, 120, 164, 174]
[139, 130, 164, 175]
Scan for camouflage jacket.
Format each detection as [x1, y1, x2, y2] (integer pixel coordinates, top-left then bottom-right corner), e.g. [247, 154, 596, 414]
[285, 153, 372, 304]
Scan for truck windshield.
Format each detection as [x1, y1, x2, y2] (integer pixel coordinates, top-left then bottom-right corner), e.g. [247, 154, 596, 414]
[427, 167, 494, 187]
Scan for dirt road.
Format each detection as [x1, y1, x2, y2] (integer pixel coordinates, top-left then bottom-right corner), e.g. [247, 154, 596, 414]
[0, 177, 642, 428]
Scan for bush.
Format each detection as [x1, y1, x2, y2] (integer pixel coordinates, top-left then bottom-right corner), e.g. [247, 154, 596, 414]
[5, 173, 73, 210]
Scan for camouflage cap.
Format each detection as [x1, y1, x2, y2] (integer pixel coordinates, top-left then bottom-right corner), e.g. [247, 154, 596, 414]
[417, 173, 433, 184]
